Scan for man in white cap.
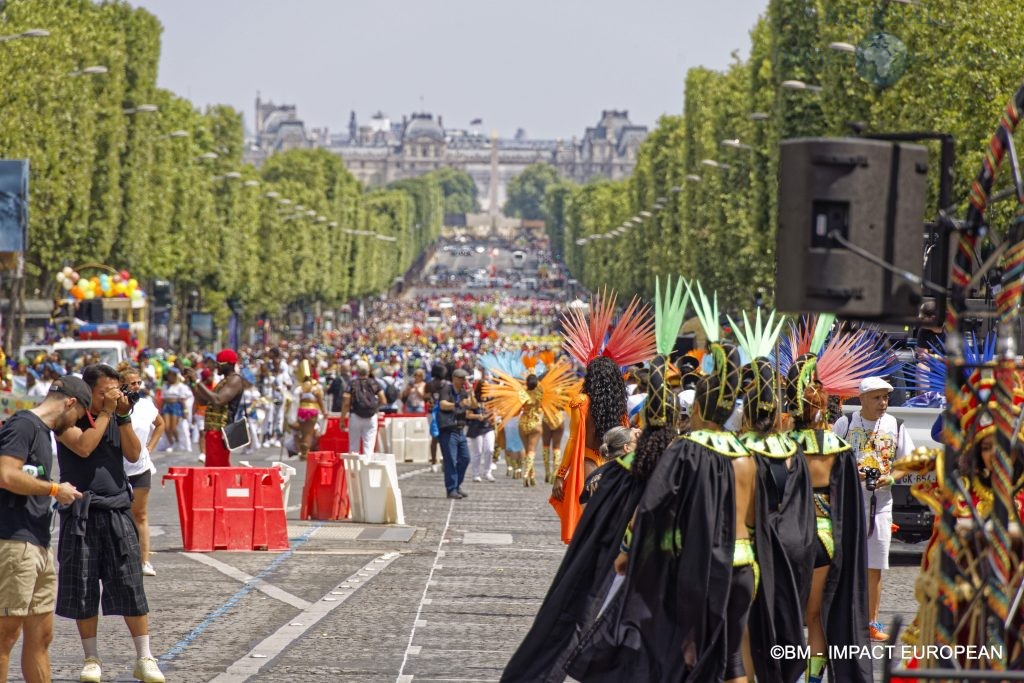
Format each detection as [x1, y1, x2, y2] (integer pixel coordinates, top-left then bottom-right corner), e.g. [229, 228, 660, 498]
[832, 376, 913, 642]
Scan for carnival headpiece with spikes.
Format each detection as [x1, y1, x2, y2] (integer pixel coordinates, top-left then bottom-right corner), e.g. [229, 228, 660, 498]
[728, 307, 786, 366]
[686, 280, 720, 344]
[694, 342, 743, 425]
[645, 276, 691, 427]
[560, 286, 656, 368]
[899, 331, 996, 395]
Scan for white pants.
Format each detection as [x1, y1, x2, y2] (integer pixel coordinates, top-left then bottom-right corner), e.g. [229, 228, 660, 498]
[468, 431, 495, 478]
[349, 414, 378, 455]
[864, 492, 893, 570]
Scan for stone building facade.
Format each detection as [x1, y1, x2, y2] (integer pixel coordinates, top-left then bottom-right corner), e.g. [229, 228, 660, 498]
[245, 97, 648, 212]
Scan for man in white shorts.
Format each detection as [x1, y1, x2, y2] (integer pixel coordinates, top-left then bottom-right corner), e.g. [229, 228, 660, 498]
[833, 376, 913, 642]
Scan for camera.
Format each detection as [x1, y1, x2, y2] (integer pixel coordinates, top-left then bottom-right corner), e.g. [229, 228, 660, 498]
[861, 466, 882, 491]
[120, 384, 142, 407]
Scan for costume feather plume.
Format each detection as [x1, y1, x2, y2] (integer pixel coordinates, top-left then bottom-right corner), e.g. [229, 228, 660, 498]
[816, 327, 901, 398]
[479, 351, 528, 378]
[899, 331, 996, 394]
[537, 359, 578, 426]
[538, 349, 556, 368]
[561, 286, 655, 367]
[481, 370, 529, 426]
[774, 314, 837, 377]
[655, 276, 690, 355]
[686, 280, 720, 343]
[728, 308, 786, 363]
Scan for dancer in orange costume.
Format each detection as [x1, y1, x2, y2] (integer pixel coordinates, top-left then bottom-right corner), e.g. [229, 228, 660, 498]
[549, 288, 656, 544]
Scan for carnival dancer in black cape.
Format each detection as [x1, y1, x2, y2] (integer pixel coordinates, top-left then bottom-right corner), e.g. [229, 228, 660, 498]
[565, 343, 764, 683]
[738, 356, 815, 683]
[501, 278, 685, 683]
[787, 353, 872, 683]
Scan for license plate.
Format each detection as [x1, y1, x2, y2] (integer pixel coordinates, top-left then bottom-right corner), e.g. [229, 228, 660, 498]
[899, 473, 936, 485]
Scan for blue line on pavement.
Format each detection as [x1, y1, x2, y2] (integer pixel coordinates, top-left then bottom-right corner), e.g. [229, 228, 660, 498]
[159, 523, 324, 662]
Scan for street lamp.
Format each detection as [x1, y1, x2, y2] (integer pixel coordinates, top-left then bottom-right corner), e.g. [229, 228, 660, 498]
[749, 112, 770, 121]
[0, 29, 50, 43]
[196, 152, 218, 161]
[124, 104, 159, 114]
[685, 174, 703, 183]
[828, 42, 856, 53]
[243, 180, 260, 188]
[156, 130, 189, 140]
[701, 159, 731, 170]
[69, 65, 108, 77]
[223, 171, 242, 180]
[781, 80, 823, 93]
[639, 210, 652, 218]
[264, 191, 279, 199]
[721, 139, 753, 151]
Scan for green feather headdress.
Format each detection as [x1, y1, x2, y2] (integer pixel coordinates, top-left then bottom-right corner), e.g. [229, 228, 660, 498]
[686, 280, 719, 344]
[728, 308, 787, 365]
[646, 276, 691, 427]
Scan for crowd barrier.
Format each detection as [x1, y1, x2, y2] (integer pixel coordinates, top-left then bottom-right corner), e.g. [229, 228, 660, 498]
[162, 466, 289, 551]
[300, 451, 351, 521]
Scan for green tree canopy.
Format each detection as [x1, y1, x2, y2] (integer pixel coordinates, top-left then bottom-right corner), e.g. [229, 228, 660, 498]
[504, 163, 561, 220]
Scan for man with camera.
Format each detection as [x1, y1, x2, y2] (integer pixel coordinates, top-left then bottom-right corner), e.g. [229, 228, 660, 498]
[0, 376, 86, 683]
[55, 364, 164, 682]
[833, 376, 913, 643]
[438, 368, 472, 499]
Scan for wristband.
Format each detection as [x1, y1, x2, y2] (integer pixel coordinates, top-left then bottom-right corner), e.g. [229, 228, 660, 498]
[49, 482, 58, 497]
[116, 414, 132, 426]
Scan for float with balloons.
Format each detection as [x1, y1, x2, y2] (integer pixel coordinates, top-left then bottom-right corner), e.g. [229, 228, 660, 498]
[56, 265, 145, 303]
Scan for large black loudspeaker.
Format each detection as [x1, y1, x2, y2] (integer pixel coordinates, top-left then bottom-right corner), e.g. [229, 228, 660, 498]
[776, 137, 929, 321]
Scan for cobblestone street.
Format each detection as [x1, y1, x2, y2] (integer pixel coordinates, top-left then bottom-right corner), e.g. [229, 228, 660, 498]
[13, 446, 924, 682]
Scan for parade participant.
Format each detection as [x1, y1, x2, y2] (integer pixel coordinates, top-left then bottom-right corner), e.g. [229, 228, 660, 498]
[183, 349, 245, 468]
[541, 410, 566, 485]
[552, 289, 655, 544]
[342, 360, 385, 455]
[55, 366, 165, 683]
[580, 426, 636, 504]
[502, 400, 675, 683]
[0, 377, 85, 683]
[466, 380, 495, 482]
[833, 376, 913, 642]
[296, 360, 325, 461]
[516, 374, 543, 486]
[118, 364, 164, 578]
[566, 344, 759, 683]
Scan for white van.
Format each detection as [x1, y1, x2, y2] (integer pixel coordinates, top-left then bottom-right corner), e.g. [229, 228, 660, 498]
[51, 341, 130, 369]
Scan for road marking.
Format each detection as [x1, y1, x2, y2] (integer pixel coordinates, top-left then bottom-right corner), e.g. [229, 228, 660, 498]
[396, 499, 455, 682]
[210, 551, 401, 682]
[462, 532, 513, 545]
[398, 466, 432, 480]
[159, 523, 323, 662]
[181, 553, 311, 610]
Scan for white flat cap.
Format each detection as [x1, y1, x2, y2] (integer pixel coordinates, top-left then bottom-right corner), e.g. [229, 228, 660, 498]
[859, 376, 893, 394]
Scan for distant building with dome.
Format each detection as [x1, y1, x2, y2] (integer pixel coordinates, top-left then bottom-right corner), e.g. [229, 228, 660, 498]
[245, 96, 648, 212]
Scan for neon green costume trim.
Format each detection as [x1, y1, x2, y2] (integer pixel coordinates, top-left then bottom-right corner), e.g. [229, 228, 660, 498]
[686, 430, 748, 457]
[815, 515, 834, 560]
[791, 428, 851, 455]
[740, 432, 797, 459]
[733, 538, 760, 599]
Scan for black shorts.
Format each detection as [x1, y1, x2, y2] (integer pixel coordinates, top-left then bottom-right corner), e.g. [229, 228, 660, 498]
[128, 470, 152, 490]
[56, 507, 148, 619]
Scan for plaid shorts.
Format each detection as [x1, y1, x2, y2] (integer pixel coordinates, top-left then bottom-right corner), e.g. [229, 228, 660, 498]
[56, 507, 148, 619]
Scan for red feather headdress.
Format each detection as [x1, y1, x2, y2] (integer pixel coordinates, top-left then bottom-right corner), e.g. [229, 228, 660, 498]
[561, 286, 656, 368]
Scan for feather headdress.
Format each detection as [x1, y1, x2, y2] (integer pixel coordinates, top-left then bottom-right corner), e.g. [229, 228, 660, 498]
[728, 308, 786, 365]
[900, 331, 996, 395]
[646, 276, 690, 427]
[482, 359, 577, 427]
[560, 286, 656, 368]
[686, 280, 720, 344]
[479, 351, 528, 378]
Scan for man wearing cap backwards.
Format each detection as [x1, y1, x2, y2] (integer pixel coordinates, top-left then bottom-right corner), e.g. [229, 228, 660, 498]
[832, 376, 914, 643]
[0, 376, 85, 683]
[183, 349, 244, 467]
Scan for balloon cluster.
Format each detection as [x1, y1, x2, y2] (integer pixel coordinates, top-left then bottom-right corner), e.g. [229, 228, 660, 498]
[56, 267, 145, 302]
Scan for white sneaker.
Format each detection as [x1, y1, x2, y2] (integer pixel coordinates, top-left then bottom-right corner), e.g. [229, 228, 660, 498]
[473, 476, 482, 482]
[141, 562, 156, 576]
[133, 656, 166, 683]
[164, 445, 175, 452]
[430, 464, 439, 473]
[485, 473, 496, 482]
[197, 453, 206, 463]
[80, 657, 102, 683]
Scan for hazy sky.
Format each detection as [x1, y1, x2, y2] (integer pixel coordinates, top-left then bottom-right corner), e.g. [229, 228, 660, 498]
[133, 0, 769, 139]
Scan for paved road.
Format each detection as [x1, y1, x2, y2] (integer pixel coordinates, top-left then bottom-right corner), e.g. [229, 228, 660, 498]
[11, 445, 923, 682]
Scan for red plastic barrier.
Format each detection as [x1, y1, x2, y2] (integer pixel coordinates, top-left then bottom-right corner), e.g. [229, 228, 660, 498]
[319, 416, 348, 454]
[300, 451, 350, 521]
[252, 468, 290, 550]
[162, 466, 290, 551]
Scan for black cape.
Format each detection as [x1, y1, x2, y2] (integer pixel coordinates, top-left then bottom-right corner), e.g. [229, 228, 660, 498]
[502, 454, 644, 683]
[565, 431, 771, 683]
[743, 432, 815, 683]
[793, 428, 873, 683]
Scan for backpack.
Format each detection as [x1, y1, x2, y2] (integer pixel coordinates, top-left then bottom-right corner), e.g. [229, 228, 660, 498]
[351, 378, 379, 418]
[384, 381, 400, 405]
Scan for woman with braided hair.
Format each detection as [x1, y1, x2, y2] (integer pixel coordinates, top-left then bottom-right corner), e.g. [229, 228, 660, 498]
[567, 344, 761, 683]
[786, 353, 871, 683]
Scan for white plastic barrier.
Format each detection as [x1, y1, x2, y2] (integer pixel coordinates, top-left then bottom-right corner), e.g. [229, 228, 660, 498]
[238, 460, 297, 509]
[342, 452, 405, 525]
[378, 416, 431, 463]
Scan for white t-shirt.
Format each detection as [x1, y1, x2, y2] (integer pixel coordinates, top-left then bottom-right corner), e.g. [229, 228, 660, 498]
[125, 396, 159, 477]
[833, 411, 914, 512]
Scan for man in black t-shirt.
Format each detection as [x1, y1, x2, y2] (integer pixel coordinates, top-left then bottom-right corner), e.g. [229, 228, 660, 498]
[438, 369, 472, 499]
[0, 376, 86, 683]
[55, 364, 165, 683]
